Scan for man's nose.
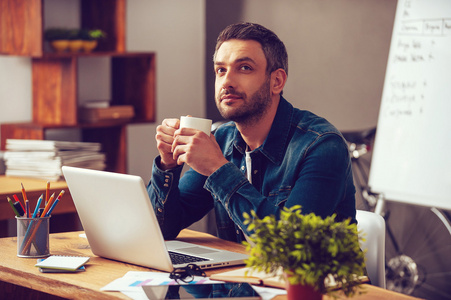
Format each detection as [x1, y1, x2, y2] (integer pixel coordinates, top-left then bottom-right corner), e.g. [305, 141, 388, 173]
[221, 70, 236, 90]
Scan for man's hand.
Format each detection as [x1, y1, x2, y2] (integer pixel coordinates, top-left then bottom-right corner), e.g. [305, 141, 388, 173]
[172, 128, 228, 176]
[155, 118, 180, 170]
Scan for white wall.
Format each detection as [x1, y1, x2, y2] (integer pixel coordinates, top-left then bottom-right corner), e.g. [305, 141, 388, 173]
[0, 57, 32, 123]
[206, 0, 396, 131]
[126, 0, 205, 179]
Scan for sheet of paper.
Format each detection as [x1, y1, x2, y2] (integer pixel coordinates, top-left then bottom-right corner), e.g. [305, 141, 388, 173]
[252, 286, 287, 300]
[101, 271, 222, 292]
[101, 271, 287, 300]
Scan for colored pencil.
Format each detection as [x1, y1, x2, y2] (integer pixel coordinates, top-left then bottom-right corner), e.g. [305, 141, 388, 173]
[44, 190, 64, 217]
[13, 194, 26, 215]
[41, 192, 55, 219]
[21, 183, 28, 201]
[45, 181, 50, 206]
[46, 199, 60, 217]
[25, 200, 30, 218]
[32, 194, 43, 219]
[7, 197, 21, 217]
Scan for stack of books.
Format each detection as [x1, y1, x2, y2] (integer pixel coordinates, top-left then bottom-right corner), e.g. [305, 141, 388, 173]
[4, 139, 106, 181]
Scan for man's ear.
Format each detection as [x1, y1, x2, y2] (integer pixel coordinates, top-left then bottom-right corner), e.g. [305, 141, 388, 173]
[270, 69, 287, 95]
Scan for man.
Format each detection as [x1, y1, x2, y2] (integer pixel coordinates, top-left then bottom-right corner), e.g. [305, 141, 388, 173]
[148, 22, 356, 243]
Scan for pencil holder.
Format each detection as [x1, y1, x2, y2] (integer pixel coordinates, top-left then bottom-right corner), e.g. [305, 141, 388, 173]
[16, 216, 50, 258]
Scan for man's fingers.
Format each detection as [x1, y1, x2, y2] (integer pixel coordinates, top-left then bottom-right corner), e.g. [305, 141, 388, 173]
[162, 118, 180, 130]
[156, 129, 174, 145]
[172, 145, 188, 165]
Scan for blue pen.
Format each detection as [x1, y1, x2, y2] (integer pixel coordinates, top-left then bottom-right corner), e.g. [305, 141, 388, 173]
[32, 194, 43, 218]
[45, 199, 59, 217]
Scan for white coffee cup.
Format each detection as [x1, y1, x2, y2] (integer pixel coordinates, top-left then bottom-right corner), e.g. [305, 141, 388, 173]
[180, 116, 212, 136]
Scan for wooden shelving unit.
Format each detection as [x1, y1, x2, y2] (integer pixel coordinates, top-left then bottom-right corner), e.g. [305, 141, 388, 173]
[0, 0, 155, 173]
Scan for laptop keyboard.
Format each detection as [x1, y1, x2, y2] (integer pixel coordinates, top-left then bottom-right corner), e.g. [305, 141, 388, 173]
[168, 251, 209, 265]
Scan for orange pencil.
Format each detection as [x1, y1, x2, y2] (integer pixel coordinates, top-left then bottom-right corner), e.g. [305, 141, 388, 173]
[45, 181, 50, 206]
[41, 192, 55, 219]
[43, 190, 65, 218]
[21, 183, 28, 201]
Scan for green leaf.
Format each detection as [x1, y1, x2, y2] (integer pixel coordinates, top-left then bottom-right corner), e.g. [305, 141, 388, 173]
[243, 206, 365, 296]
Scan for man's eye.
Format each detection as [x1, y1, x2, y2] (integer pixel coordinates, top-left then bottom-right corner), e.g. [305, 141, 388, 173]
[216, 67, 226, 75]
[240, 65, 252, 71]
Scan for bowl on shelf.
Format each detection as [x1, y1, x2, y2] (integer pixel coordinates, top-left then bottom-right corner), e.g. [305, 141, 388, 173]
[44, 28, 106, 53]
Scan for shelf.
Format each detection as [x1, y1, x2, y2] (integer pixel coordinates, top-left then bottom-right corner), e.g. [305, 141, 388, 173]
[40, 52, 156, 58]
[0, 0, 156, 174]
[0, 0, 126, 56]
[31, 53, 156, 126]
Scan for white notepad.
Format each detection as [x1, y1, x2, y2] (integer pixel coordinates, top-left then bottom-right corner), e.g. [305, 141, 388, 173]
[35, 255, 90, 271]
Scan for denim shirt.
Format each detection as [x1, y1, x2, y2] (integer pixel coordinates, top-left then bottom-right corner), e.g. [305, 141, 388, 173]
[148, 97, 356, 243]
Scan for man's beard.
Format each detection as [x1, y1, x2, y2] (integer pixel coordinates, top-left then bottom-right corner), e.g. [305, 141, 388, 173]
[216, 77, 272, 127]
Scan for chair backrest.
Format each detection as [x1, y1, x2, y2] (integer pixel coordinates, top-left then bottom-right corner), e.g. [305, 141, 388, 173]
[356, 210, 386, 288]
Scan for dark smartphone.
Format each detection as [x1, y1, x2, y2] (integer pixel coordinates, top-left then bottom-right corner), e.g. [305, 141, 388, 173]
[142, 282, 261, 300]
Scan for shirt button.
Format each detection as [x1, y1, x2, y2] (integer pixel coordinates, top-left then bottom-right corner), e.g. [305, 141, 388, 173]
[254, 170, 258, 174]
[164, 184, 169, 187]
[158, 208, 163, 212]
[236, 230, 240, 235]
[241, 166, 245, 171]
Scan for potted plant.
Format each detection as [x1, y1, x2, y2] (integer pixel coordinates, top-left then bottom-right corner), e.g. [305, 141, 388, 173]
[44, 28, 70, 52]
[79, 29, 106, 52]
[243, 206, 367, 300]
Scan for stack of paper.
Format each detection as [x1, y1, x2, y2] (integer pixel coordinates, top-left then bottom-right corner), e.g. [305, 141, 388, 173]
[4, 139, 106, 181]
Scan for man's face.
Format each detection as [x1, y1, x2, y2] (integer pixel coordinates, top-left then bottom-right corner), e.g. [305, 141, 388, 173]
[214, 39, 272, 124]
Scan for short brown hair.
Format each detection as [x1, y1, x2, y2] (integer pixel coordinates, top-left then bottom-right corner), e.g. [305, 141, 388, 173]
[214, 22, 288, 76]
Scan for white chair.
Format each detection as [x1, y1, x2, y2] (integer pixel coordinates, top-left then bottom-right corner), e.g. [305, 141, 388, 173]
[356, 210, 386, 288]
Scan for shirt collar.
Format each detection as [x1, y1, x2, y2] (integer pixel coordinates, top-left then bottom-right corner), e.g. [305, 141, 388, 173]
[231, 97, 293, 165]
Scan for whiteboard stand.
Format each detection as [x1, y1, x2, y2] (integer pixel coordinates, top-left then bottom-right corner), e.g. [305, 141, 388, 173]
[374, 194, 386, 217]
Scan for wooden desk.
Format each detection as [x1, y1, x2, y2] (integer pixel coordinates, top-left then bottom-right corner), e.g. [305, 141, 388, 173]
[0, 176, 79, 237]
[0, 230, 423, 300]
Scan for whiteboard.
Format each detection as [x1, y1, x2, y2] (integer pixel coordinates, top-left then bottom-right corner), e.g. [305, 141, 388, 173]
[369, 0, 451, 210]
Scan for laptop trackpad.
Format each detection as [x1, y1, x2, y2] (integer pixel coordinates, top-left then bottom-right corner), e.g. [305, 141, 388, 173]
[166, 241, 219, 254]
[178, 246, 219, 255]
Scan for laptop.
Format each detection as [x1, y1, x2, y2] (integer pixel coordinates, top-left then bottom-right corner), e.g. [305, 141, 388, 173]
[61, 166, 248, 272]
